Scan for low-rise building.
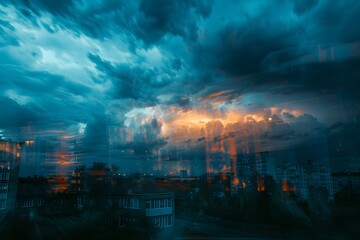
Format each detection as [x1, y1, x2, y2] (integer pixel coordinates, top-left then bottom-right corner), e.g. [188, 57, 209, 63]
[105, 190, 174, 233]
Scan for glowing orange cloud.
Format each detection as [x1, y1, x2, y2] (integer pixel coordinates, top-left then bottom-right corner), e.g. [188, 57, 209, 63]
[199, 90, 234, 101]
[62, 135, 74, 139]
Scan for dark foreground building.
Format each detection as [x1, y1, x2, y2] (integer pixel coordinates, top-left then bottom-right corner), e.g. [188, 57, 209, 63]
[105, 191, 174, 232]
[0, 140, 22, 221]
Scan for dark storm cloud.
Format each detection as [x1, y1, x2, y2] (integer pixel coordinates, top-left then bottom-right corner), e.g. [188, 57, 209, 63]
[3, 0, 212, 47]
[167, 95, 192, 112]
[0, 65, 91, 96]
[1, 0, 360, 171]
[88, 53, 166, 101]
[0, 67, 104, 153]
[0, 97, 40, 128]
[292, 0, 319, 15]
[214, 58, 360, 100]
[4, 0, 359, 100]
[191, 0, 360, 100]
[2, 0, 126, 38]
[194, 21, 299, 76]
[0, 62, 97, 126]
[245, 113, 326, 152]
[134, 0, 212, 45]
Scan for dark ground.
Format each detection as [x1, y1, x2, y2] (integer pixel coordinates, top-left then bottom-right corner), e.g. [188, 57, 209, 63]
[1, 210, 359, 240]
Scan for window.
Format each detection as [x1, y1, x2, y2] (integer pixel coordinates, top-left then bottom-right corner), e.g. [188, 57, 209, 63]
[168, 215, 172, 226]
[162, 215, 172, 227]
[129, 198, 139, 209]
[37, 199, 44, 206]
[150, 199, 153, 208]
[21, 199, 34, 208]
[146, 198, 172, 209]
[156, 217, 160, 228]
[119, 198, 139, 209]
[153, 216, 172, 228]
[166, 198, 172, 207]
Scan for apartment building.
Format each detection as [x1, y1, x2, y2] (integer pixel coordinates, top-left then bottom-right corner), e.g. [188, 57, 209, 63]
[0, 140, 22, 221]
[105, 190, 174, 231]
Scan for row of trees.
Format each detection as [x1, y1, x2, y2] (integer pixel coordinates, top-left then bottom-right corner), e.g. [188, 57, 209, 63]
[176, 174, 336, 228]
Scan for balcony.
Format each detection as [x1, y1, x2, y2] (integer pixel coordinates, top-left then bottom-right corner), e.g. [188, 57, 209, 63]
[146, 207, 172, 217]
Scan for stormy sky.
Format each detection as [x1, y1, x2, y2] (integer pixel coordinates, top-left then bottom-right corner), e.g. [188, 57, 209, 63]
[1, 0, 360, 175]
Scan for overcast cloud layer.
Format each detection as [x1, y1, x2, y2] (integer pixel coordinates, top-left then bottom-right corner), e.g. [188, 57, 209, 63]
[1, 0, 360, 173]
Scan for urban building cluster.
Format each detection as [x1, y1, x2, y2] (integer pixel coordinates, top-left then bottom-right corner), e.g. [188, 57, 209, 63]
[0, 140, 22, 221]
[0, 139, 175, 236]
[235, 152, 350, 201]
[1, 138, 360, 234]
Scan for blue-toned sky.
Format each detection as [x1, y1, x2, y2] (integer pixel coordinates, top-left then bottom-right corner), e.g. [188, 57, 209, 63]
[1, 0, 360, 174]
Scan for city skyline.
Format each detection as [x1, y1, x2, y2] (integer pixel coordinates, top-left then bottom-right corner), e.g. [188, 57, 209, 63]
[1, 1, 360, 238]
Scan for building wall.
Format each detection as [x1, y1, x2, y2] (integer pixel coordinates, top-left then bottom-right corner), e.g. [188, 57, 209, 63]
[0, 140, 22, 221]
[105, 192, 174, 230]
[236, 152, 276, 191]
[276, 160, 334, 201]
